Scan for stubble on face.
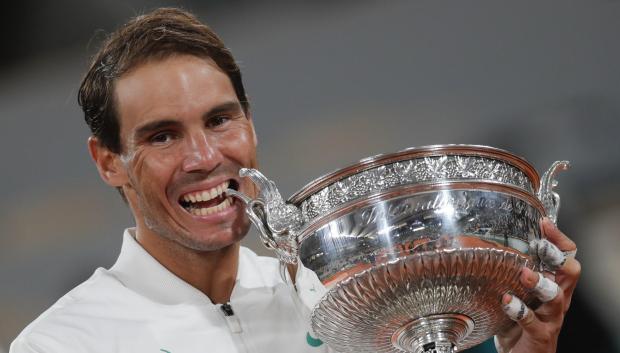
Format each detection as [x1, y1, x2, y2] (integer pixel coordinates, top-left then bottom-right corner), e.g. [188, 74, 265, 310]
[113, 55, 256, 253]
[119, 131, 253, 252]
[128, 162, 251, 252]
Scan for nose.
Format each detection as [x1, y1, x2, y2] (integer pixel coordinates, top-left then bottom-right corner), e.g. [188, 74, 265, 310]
[181, 131, 223, 173]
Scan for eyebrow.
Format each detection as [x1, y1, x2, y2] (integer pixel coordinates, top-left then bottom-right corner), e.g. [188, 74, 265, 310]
[132, 101, 245, 140]
[133, 119, 180, 141]
[204, 101, 243, 118]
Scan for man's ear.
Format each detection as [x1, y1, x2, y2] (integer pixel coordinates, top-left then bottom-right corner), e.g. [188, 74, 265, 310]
[88, 137, 128, 187]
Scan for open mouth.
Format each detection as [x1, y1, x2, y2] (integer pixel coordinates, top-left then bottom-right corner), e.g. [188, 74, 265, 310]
[178, 179, 239, 216]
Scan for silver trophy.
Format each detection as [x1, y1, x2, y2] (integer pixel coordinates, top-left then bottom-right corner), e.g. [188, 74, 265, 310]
[227, 145, 569, 353]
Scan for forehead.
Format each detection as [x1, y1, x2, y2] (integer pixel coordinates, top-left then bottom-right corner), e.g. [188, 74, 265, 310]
[114, 54, 238, 132]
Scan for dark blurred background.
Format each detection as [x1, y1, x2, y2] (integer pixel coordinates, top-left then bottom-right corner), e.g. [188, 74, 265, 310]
[1, 1, 619, 352]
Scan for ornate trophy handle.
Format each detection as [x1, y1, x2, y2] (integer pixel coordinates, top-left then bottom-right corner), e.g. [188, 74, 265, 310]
[537, 160, 570, 225]
[225, 168, 303, 265]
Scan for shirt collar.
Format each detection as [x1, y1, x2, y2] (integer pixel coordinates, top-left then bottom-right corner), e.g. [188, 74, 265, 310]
[108, 228, 282, 305]
[109, 228, 211, 305]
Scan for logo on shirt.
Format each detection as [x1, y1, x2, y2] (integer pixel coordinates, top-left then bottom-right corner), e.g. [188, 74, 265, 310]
[306, 332, 324, 347]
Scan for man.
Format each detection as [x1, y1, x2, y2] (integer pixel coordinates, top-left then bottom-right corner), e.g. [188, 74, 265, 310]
[10, 8, 580, 353]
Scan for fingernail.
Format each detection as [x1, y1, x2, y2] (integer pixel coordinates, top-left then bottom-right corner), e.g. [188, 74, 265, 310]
[521, 268, 538, 288]
[502, 294, 528, 321]
[501, 293, 512, 305]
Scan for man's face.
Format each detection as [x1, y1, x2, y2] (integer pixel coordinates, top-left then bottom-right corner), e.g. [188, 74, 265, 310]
[112, 54, 256, 251]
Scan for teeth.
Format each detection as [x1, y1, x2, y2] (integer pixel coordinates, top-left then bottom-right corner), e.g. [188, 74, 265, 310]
[180, 180, 234, 213]
[187, 197, 233, 216]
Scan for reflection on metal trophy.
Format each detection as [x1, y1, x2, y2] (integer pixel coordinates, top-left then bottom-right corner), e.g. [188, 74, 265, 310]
[227, 145, 569, 353]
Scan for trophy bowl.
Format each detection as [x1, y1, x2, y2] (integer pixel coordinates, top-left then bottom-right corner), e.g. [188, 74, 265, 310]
[228, 144, 569, 353]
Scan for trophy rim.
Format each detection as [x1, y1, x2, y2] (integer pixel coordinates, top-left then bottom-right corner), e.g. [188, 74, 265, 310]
[288, 144, 540, 205]
[296, 180, 546, 243]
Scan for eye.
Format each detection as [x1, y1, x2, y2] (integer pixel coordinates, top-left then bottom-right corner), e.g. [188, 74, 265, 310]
[206, 115, 231, 128]
[149, 131, 176, 145]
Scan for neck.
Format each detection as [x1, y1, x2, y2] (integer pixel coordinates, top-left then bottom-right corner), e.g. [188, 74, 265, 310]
[135, 224, 240, 304]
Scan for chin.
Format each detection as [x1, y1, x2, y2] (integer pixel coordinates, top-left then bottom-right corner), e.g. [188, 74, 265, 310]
[145, 208, 251, 252]
[178, 229, 247, 252]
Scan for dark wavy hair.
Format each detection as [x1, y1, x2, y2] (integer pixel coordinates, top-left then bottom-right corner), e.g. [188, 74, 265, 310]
[78, 7, 249, 154]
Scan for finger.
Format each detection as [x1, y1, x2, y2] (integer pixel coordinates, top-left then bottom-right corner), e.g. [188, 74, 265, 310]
[502, 293, 540, 330]
[555, 257, 581, 310]
[502, 294, 562, 350]
[533, 220, 581, 295]
[531, 271, 560, 302]
[521, 268, 572, 324]
[494, 335, 510, 353]
[520, 267, 564, 316]
[530, 238, 566, 271]
[541, 217, 576, 251]
[494, 323, 522, 352]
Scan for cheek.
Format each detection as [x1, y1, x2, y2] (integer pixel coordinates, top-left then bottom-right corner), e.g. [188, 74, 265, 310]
[129, 148, 179, 192]
[219, 127, 258, 197]
[221, 126, 257, 167]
